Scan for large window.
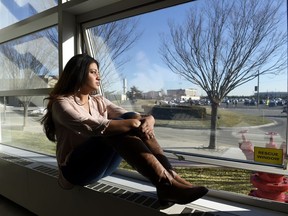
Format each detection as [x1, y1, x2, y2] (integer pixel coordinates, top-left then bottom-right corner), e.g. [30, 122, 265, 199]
[0, 26, 58, 155]
[84, 0, 287, 169]
[0, 0, 287, 206]
[0, 27, 58, 91]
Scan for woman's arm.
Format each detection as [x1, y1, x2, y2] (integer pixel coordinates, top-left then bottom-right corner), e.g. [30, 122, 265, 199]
[119, 112, 156, 139]
[138, 115, 156, 139]
[103, 119, 141, 135]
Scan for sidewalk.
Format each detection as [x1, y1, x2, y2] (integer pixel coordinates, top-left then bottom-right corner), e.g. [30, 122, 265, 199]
[155, 122, 285, 166]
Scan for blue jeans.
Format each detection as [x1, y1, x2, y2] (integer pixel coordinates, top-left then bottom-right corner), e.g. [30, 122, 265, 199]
[61, 112, 138, 186]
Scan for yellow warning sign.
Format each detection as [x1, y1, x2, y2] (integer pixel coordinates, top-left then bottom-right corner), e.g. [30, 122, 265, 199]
[254, 147, 283, 165]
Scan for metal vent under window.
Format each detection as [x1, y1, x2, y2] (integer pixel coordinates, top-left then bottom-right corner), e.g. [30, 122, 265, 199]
[85, 181, 163, 210]
[0, 152, 33, 166]
[0, 152, 237, 215]
[85, 182, 236, 215]
[0, 152, 58, 178]
[33, 165, 58, 178]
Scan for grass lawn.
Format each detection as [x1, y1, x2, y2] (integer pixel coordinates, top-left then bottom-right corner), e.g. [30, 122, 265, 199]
[155, 107, 271, 129]
[1, 129, 56, 155]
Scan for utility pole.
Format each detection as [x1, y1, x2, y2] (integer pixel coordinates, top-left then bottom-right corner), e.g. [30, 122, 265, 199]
[257, 70, 260, 108]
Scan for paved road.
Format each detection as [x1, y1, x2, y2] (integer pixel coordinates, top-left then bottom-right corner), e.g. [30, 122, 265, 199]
[155, 107, 287, 160]
[2, 105, 286, 152]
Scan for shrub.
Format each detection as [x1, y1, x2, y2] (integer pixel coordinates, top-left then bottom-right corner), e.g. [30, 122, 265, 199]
[142, 105, 206, 120]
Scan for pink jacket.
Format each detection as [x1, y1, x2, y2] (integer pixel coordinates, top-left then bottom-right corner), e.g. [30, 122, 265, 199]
[52, 95, 127, 168]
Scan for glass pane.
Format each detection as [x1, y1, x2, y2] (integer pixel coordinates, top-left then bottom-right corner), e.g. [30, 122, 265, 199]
[84, 0, 288, 204]
[85, 0, 287, 169]
[0, 26, 58, 91]
[0, 26, 58, 155]
[0, 0, 58, 29]
[0, 95, 55, 156]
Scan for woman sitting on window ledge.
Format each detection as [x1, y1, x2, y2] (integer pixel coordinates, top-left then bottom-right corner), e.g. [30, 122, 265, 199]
[41, 53, 208, 205]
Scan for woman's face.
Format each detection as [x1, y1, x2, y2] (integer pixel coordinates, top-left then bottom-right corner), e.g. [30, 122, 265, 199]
[82, 62, 100, 93]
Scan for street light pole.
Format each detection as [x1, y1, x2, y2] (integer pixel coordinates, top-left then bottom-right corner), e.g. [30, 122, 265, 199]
[257, 70, 260, 108]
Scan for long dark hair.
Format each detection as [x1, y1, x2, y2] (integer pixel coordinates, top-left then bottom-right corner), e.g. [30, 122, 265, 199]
[41, 54, 99, 142]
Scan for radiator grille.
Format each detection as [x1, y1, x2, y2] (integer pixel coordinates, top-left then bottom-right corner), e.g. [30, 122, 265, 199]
[0, 152, 33, 166]
[0, 152, 238, 215]
[85, 181, 161, 209]
[33, 165, 58, 178]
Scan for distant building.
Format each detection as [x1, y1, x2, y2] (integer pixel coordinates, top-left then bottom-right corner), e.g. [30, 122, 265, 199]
[142, 91, 162, 99]
[167, 88, 199, 100]
[105, 92, 126, 102]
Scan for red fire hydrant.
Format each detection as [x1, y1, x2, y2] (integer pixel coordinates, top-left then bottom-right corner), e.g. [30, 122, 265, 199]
[239, 130, 254, 160]
[239, 131, 288, 203]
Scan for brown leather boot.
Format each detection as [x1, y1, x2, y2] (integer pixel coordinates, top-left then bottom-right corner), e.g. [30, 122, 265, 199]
[144, 138, 193, 187]
[156, 169, 208, 205]
[112, 135, 208, 205]
[169, 169, 193, 187]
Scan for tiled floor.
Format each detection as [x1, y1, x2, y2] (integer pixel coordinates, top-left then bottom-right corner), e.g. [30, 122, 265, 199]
[0, 195, 36, 216]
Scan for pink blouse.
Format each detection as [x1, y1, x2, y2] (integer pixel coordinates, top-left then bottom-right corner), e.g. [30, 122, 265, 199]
[52, 94, 127, 168]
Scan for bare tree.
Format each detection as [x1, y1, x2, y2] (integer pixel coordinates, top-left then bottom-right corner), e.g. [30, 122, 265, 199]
[0, 29, 58, 127]
[43, 27, 58, 48]
[89, 18, 142, 91]
[159, 0, 287, 149]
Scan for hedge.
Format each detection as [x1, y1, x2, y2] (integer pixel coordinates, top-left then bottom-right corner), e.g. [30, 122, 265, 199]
[142, 105, 206, 120]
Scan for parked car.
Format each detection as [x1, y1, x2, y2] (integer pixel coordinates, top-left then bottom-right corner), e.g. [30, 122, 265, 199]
[28, 107, 47, 116]
[249, 100, 257, 106]
[244, 99, 250, 106]
[277, 100, 284, 106]
[244, 99, 257, 106]
[268, 100, 277, 107]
